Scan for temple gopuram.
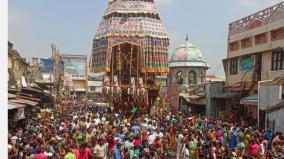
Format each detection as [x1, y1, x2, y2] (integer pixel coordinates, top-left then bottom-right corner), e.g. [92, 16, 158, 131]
[90, 0, 169, 113]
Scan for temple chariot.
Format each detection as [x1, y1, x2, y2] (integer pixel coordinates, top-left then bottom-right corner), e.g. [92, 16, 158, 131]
[90, 0, 169, 113]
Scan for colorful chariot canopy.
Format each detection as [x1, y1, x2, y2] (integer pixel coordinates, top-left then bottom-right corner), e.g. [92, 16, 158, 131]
[95, 0, 168, 39]
[91, 0, 170, 74]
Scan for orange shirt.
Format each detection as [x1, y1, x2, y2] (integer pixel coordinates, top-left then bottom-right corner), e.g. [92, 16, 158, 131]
[209, 132, 216, 142]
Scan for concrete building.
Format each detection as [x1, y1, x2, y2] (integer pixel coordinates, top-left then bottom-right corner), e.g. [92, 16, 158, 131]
[8, 41, 29, 88]
[61, 54, 88, 97]
[258, 79, 284, 133]
[222, 2, 284, 123]
[168, 36, 209, 113]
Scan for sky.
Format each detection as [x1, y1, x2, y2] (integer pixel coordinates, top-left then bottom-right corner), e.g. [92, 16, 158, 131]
[9, 0, 283, 75]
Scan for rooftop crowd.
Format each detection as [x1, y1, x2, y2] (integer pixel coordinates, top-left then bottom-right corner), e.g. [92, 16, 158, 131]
[8, 101, 284, 159]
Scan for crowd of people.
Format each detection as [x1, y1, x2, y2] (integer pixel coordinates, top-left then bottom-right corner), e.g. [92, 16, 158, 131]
[8, 101, 284, 159]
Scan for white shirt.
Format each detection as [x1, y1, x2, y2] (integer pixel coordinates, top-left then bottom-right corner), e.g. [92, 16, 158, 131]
[166, 115, 170, 121]
[101, 117, 106, 123]
[94, 118, 101, 126]
[141, 123, 148, 132]
[86, 122, 91, 129]
[148, 133, 156, 144]
[177, 133, 184, 144]
[182, 146, 189, 159]
[155, 132, 164, 139]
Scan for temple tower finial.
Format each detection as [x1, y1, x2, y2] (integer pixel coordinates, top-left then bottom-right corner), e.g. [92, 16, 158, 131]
[186, 34, 189, 42]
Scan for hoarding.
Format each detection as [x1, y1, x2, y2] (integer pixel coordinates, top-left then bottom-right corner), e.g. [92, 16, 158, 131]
[40, 59, 64, 73]
[40, 59, 53, 73]
[63, 59, 86, 80]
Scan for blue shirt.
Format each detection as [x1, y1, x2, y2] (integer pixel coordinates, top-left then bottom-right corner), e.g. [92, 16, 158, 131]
[265, 130, 273, 140]
[113, 150, 122, 159]
[229, 134, 237, 148]
[131, 126, 140, 135]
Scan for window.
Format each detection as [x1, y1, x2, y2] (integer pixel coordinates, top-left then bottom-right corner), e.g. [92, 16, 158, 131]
[230, 58, 238, 75]
[241, 37, 252, 49]
[255, 33, 267, 45]
[188, 71, 197, 84]
[90, 86, 96, 91]
[271, 50, 284, 71]
[271, 27, 284, 41]
[229, 41, 239, 51]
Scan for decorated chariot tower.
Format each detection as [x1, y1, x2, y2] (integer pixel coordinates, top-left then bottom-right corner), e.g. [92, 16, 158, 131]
[90, 0, 169, 113]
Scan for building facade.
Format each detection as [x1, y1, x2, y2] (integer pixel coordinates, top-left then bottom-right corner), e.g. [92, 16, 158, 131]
[169, 36, 209, 113]
[8, 41, 29, 88]
[258, 79, 284, 133]
[222, 2, 284, 123]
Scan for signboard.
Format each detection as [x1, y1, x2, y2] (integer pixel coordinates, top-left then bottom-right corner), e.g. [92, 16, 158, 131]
[40, 59, 64, 74]
[63, 59, 86, 80]
[40, 59, 53, 73]
[240, 56, 253, 71]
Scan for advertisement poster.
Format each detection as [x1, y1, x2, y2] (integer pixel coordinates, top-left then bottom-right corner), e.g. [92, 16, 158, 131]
[64, 59, 86, 80]
[40, 59, 53, 73]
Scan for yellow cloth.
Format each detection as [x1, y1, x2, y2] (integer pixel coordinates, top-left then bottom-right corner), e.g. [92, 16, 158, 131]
[189, 149, 196, 158]
[170, 133, 176, 151]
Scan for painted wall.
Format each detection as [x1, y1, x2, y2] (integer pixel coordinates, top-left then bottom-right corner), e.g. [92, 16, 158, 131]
[73, 80, 86, 91]
[225, 15, 284, 86]
[228, 18, 284, 58]
[225, 50, 284, 86]
[206, 82, 225, 117]
[261, 52, 284, 80]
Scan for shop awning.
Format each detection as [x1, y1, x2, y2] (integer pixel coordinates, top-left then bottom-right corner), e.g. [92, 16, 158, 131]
[19, 95, 41, 102]
[8, 93, 17, 99]
[22, 87, 43, 93]
[75, 88, 86, 92]
[9, 99, 38, 106]
[266, 100, 284, 112]
[179, 93, 206, 105]
[212, 93, 240, 99]
[8, 101, 26, 110]
[240, 94, 258, 105]
[180, 93, 190, 102]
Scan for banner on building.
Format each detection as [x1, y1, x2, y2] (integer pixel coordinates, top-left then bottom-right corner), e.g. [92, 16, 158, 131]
[40, 59, 53, 73]
[40, 59, 64, 74]
[240, 56, 253, 72]
[17, 108, 25, 120]
[63, 59, 87, 80]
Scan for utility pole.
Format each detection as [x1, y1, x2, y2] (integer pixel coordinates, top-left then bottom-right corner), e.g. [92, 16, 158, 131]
[51, 43, 63, 103]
